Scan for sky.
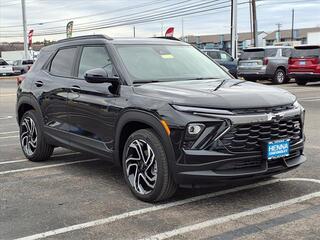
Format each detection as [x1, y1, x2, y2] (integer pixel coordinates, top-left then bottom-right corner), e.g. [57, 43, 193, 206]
[0, 0, 319, 42]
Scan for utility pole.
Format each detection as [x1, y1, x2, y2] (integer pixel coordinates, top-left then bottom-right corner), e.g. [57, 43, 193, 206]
[251, 0, 258, 47]
[231, 0, 238, 59]
[291, 9, 295, 41]
[133, 26, 136, 38]
[21, 0, 28, 59]
[249, 0, 253, 46]
[161, 22, 164, 36]
[276, 23, 282, 42]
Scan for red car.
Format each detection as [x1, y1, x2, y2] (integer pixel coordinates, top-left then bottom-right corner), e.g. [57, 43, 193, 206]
[288, 45, 320, 85]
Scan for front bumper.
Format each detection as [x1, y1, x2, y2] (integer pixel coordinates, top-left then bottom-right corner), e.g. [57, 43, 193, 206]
[175, 141, 305, 185]
[171, 105, 305, 185]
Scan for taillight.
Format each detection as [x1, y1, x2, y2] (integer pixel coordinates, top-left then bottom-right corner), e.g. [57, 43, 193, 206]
[263, 57, 268, 65]
[17, 75, 25, 86]
[288, 57, 294, 65]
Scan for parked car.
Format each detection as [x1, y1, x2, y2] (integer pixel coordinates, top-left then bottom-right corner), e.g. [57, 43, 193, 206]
[288, 45, 320, 85]
[12, 59, 34, 75]
[17, 35, 305, 202]
[238, 46, 292, 84]
[0, 58, 14, 76]
[202, 49, 237, 77]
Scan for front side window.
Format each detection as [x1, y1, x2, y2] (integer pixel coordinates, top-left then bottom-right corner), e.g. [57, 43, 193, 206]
[116, 45, 229, 83]
[50, 47, 77, 77]
[219, 52, 233, 61]
[78, 46, 112, 78]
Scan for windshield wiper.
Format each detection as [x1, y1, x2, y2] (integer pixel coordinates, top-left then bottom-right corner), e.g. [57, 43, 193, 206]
[186, 77, 219, 80]
[213, 79, 228, 91]
[133, 80, 160, 84]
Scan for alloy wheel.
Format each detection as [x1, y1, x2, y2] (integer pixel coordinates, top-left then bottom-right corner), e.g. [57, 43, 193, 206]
[277, 71, 285, 83]
[20, 117, 37, 156]
[125, 139, 157, 195]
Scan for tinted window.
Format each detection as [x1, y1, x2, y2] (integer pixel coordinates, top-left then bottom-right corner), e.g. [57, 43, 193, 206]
[0, 59, 8, 66]
[292, 47, 320, 58]
[240, 49, 264, 60]
[265, 49, 277, 57]
[22, 60, 34, 65]
[78, 46, 112, 78]
[50, 47, 77, 77]
[206, 51, 220, 59]
[282, 48, 292, 57]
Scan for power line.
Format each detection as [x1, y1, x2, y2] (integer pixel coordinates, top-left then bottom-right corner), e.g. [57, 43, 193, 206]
[1, 0, 230, 36]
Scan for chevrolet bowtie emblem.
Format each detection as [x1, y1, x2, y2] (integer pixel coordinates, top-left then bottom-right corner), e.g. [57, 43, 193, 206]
[267, 112, 285, 122]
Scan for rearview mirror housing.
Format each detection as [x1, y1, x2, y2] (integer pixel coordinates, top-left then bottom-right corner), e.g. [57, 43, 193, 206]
[84, 68, 119, 84]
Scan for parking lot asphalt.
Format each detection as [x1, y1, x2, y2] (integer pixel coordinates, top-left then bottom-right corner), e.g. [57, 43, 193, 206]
[0, 78, 319, 240]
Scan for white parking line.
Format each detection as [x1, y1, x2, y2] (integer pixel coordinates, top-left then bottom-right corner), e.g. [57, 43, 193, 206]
[0, 158, 99, 176]
[0, 131, 19, 135]
[142, 190, 320, 240]
[0, 135, 19, 139]
[0, 116, 13, 120]
[14, 178, 320, 240]
[0, 152, 80, 165]
[0, 94, 16, 98]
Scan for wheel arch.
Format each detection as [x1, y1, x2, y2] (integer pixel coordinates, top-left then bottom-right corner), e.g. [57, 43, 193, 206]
[114, 110, 176, 171]
[17, 95, 44, 124]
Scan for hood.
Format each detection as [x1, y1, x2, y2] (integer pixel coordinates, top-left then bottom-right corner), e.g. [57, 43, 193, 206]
[133, 79, 296, 109]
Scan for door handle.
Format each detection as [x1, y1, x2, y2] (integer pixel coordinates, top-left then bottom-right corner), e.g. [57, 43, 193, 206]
[71, 85, 81, 92]
[34, 80, 44, 87]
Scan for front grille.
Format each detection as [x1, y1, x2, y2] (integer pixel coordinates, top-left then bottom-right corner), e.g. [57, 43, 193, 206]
[221, 117, 302, 152]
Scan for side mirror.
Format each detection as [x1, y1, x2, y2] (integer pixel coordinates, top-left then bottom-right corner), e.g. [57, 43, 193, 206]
[84, 68, 119, 84]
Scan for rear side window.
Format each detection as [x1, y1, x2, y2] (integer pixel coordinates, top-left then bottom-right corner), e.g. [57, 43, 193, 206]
[77, 46, 112, 78]
[282, 48, 292, 57]
[265, 49, 277, 57]
[206, 51, 220, 60]
[50, 47, 77, 77]
[292, 47, 320, 58]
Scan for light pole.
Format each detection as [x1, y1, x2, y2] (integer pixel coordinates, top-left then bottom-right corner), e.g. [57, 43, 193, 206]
[21, 0, 28, 59]
[231, 0, 238, 59]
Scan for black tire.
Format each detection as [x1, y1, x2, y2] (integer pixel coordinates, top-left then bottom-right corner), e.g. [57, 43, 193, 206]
[122, 129, 177, 202]
[244, 77, 257, 82]
[296, 78, 308, 86]
[19, 110, 54, 162]
[272, 68, 286, 84]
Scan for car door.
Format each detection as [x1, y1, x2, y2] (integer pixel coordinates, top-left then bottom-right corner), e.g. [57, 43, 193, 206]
[37, 46, 78, 144]
[67, 45, 120, 158]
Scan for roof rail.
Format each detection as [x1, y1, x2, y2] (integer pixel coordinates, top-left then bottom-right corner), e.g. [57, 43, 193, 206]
[152, 36, 181, 41]
[56, 34, 113, 43]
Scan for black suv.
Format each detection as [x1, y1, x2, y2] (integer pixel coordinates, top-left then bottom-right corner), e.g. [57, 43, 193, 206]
[17, 35, 306, 202]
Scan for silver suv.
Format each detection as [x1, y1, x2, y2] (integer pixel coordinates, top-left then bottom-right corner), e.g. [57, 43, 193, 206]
[238, 46, 292, 84]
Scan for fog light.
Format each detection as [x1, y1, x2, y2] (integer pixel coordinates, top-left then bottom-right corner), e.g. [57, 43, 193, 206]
[185, 123, 205, 141]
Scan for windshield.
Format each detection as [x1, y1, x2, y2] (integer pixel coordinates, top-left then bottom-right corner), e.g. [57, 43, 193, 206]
[292, 47, 320, 58]
[115, 45, 229, 83]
